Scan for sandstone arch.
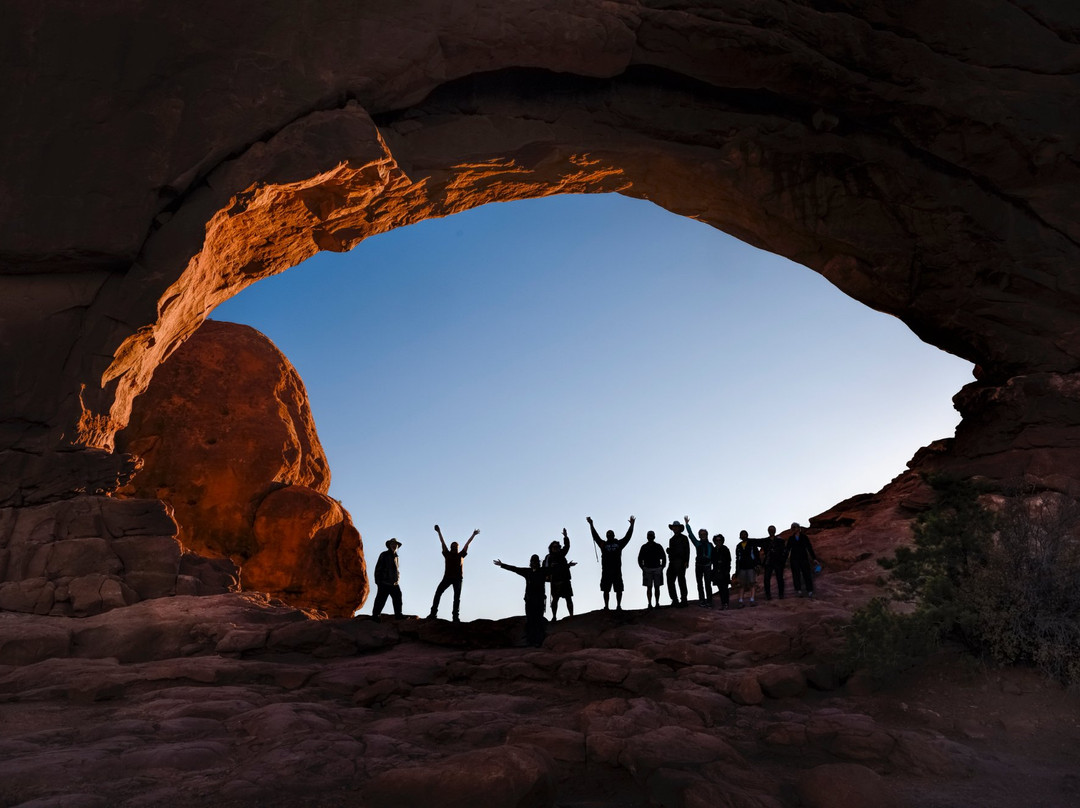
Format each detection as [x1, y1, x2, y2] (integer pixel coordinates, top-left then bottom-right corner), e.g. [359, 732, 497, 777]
[2, 2, 1079, 521]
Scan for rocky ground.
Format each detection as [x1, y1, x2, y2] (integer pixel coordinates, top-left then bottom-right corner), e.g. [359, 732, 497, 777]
[1, 553, 1077, 808]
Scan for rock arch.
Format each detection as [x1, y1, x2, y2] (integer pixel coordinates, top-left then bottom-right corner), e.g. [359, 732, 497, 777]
[2, 2, 1079, 541]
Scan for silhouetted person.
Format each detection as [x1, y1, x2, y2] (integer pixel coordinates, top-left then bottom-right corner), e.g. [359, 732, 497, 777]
[544, 528, 577, 621]
[711, 534, 732, 610]
[589, 515, 635, 610]
[735, 530, 760, 607]
[684, 516, 714, 607]
[666, 520, 691, 607]
[428, 525, 478, 622]
[372, 538, 404, 619]
[494, 555, 549, 646]
[762, 524, 788, 600]
[637, 530, 666, 608]
[788, 522, 819, 598]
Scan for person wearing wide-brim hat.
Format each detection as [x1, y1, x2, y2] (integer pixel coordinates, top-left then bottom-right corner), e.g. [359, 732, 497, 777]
[372, 538, 404, 619]
[665, 520, 691, 607]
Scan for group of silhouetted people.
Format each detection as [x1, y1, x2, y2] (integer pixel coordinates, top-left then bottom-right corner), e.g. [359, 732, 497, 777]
[370, 518, 819, 646]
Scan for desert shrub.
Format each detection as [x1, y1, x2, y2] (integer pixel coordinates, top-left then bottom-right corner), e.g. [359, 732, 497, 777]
[960, 494, 1080, 683]
[844, 476, 1080, 684]
[841, 597, 941, 682]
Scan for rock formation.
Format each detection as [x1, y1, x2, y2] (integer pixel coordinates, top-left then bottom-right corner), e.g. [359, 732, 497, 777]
[116, 319, 366, 617]
[1, 1, 1079, 509]
[2, 4, 1080, 803]
[0, 496, 237, 618]
[0, 580, 1076, 807]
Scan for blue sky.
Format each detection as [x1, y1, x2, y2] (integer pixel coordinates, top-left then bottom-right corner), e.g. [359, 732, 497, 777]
[212, 192, 973, 620]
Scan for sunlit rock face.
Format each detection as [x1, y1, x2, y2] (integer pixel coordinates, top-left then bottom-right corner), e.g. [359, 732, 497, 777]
[116, 320, 366, 616]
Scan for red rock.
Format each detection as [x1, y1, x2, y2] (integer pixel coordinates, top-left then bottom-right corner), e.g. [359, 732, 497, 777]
[116, 320, 366, 615]
[116, 319, 331, 559]
[797, 763, 900, 808]
[757, 664, 807, 699]
[730, 675, 764, 706]
[363, 745, 555, 808]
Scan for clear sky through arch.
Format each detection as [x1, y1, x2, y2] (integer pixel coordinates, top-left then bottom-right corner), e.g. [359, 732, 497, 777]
[211, 192, 974, 621]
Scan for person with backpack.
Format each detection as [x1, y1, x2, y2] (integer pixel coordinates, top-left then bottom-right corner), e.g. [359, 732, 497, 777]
[544, 528, 577, 621]
[637, 530, 667, 608]
[372, 538, 405, 619]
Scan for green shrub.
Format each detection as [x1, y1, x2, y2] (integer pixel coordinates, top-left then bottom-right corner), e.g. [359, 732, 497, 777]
[844, 476, 1080, 685]
[841, 597, 941, 682]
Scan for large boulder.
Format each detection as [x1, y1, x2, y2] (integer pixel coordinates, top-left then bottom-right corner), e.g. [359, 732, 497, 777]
[116, 320, 365, 616]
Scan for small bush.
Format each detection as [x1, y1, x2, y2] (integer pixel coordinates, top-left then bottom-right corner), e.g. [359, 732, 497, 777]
[841, 598, 941, 682]
[844, 476, 1080, 685]
[960, 494, 1080, 683]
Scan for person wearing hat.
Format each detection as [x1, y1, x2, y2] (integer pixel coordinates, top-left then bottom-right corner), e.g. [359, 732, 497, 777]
[543, 528, 577, 621]
[588, 515, 635, 611]
[666, 520, 691, 607]
[372, 537, 404, 619]
[427, 524, 479, 622]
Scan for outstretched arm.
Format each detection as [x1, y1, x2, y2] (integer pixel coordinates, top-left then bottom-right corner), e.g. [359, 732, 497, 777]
[562, 527, 570, 552]
[493, 559, 526, 577]
[434, 524, 447, 552]
[462, 529, 480, 552]
[620, 515, 636, 547]
[587, 516, 603, 548]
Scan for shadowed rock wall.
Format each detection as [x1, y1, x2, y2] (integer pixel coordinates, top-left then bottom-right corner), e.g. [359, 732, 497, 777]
[1, 2, 1079, 572]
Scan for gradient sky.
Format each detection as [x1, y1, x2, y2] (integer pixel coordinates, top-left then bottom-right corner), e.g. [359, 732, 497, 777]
[211, 192, 974, 621]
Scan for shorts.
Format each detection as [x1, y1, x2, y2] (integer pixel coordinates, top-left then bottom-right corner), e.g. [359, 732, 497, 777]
[641, 567, 663, 587]
[737, 569, 756, 587]
[600, 570, 624, 593]
[551, 579, 574, 599]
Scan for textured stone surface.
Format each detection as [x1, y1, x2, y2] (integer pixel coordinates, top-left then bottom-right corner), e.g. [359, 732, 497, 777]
[0, 497, 236, 617]
[797, 763, 900, 808]
[0, 595, 1070, 808]
[116, 320, 330, 557]
[1, 1, 1080, 510]
[115, 319, 366, 615]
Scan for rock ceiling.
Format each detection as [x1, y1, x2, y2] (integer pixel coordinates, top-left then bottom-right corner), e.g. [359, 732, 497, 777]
[2, 3, 1079, 519]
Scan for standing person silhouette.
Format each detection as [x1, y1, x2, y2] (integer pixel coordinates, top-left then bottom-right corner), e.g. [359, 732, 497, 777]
[544, 528, 577, 621]
[494, 555, 549, 647]
[588, 515, 635, 610]
[427, 525, 478, 622]
[711, 534, 732, 610]
[637, 530, 667, 609]
[684, 516, 714, 607]
[734, 530, 760, 607]
[762, 524, 788, 600]
[372, 538, 404, 619]
[788, 522, 819, 598]
[666, 520, 691, 607]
